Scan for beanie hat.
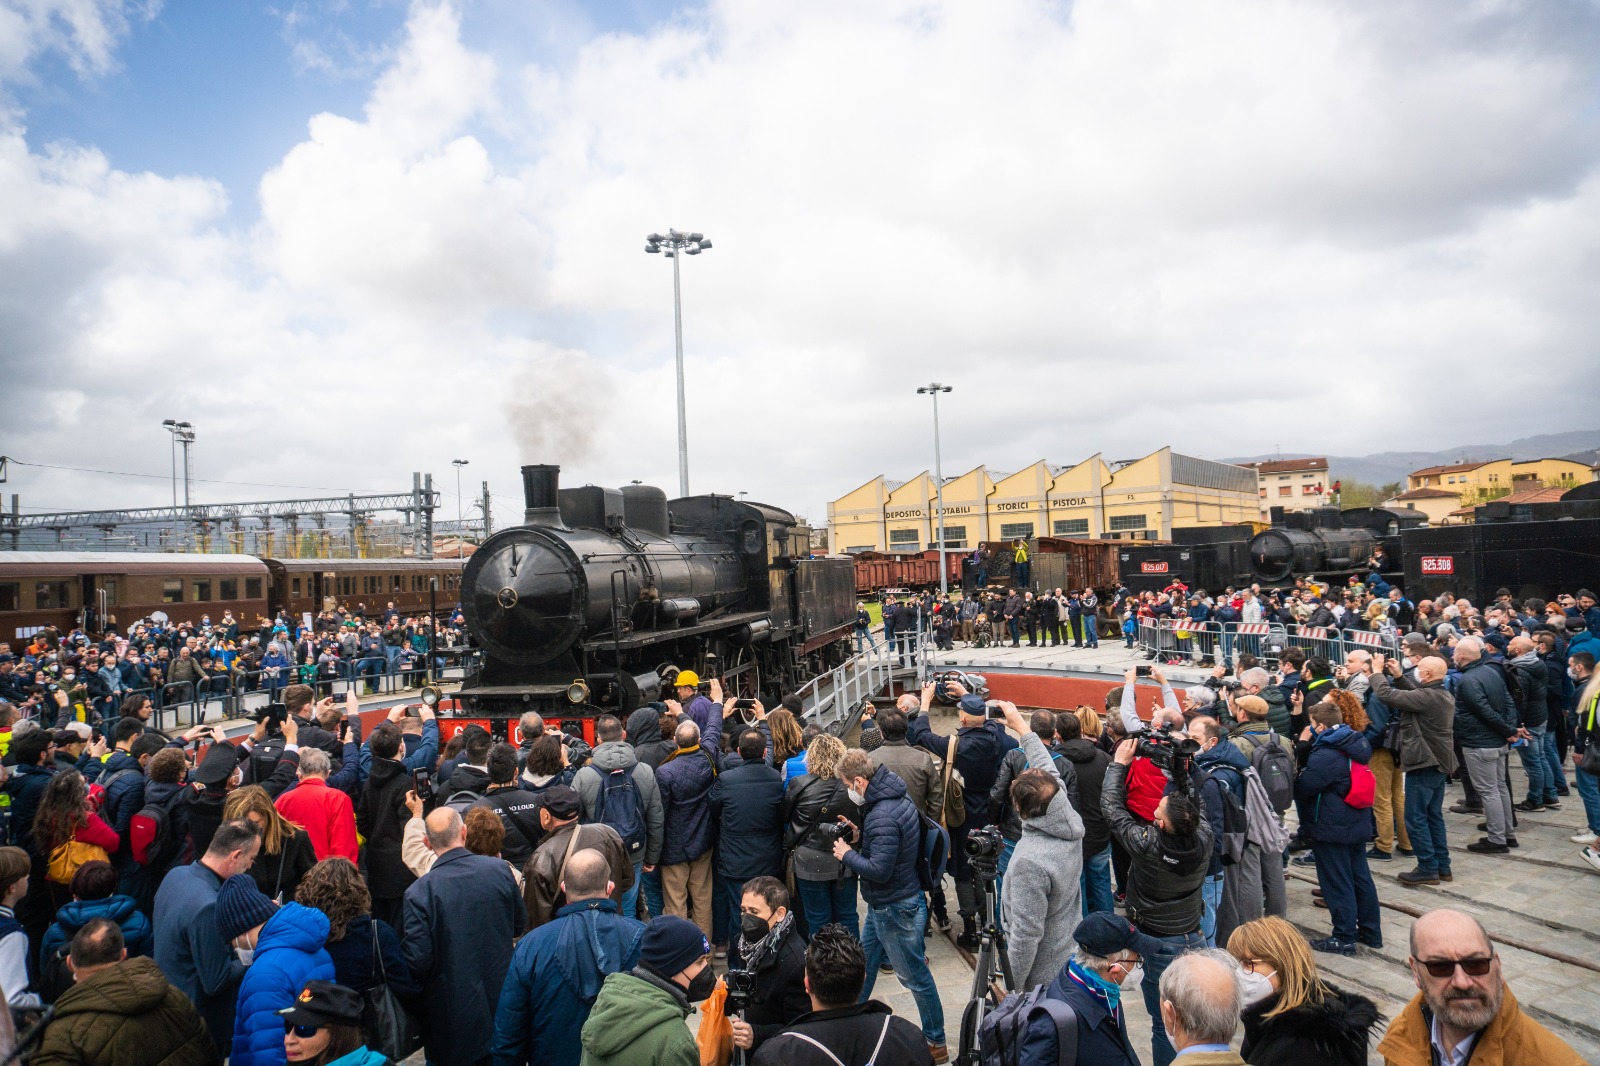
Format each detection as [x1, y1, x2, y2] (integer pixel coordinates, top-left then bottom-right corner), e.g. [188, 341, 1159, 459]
[639, 915, 710, 977]
[217, 874, 277, 941]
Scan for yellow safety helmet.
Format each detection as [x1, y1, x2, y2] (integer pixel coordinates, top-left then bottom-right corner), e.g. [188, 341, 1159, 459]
[673, 670, 700, 688]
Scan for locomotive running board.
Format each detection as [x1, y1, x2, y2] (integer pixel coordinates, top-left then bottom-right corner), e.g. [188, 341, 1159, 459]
[585, 609, 779, 651]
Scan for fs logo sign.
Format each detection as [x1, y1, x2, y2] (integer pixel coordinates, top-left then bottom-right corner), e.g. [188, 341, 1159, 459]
[1420, 556, 1455, 576]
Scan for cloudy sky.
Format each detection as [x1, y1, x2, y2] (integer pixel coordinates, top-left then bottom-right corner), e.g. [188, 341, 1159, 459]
[3, 0, 1598, 531]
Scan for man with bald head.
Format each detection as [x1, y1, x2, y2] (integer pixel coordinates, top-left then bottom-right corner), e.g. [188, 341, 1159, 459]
[1156, 949, 1245, 1065]
[1371, 654, 1459, 887]
[404, 805, 526, 1066]
[493, 848, 644, 1066]
[1378, 908, 1584, 1065]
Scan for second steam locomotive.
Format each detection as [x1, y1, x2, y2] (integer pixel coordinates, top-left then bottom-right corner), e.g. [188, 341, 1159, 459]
[454, 465, 855, 729]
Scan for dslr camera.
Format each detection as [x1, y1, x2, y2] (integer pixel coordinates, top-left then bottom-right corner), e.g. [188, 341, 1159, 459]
[724, 967, 756, 1014]
[812, 821, 847, 847]
[964, 825, 1004, 870]
[255, 703, 289, 733]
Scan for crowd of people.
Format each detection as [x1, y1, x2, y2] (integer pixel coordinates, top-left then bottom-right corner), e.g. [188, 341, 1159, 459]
[0, 603, 465, 727]
[0, 582, 1591, 1066]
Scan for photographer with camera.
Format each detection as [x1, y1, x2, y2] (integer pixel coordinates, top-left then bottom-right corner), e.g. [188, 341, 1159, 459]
[993, 701, 1086, 990]
[1102, 727, 1212, 1066]
[831, 749, 946, 1062]
[907, 682, 1012, 951]
[725, 876, 808, 1059]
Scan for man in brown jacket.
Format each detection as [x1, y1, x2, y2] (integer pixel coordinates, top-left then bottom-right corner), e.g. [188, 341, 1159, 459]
[522, 785, 634, 930]
[1371, 654, 1458, 888]
[35, 919, 215, 1066]
[1379, 908, 1584, 1066]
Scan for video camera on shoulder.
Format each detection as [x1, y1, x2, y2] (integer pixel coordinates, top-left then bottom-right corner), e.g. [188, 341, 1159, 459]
[1130, 724, 1200, 782]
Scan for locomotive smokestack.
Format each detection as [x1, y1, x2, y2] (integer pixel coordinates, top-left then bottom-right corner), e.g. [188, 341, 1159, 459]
[522, 464, 566, 527]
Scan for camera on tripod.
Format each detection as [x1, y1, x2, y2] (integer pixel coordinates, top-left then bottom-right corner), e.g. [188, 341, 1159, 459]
[964, 825, 1004, 871]
[725, 967, 756, 1014]
[1132, 725, 1200, 784]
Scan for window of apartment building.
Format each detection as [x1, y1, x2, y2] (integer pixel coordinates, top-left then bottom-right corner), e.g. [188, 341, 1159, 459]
[1054, 518, 1090, 536]
[1108, 514, 1147, 531]
[999, 522, 1035, 540]
[888, 529, 920, 547]
[1301, 484, 1319, 494]
[1278, 486, 1293, 497]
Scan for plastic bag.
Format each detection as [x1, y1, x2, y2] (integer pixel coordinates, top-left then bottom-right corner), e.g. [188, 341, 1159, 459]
[696, 976, 732, 1066]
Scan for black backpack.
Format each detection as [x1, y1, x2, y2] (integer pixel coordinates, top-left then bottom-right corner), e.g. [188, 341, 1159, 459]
[978, 985, 1078, 1066]
[591, 767, 647, 859]
[914, 808, 950, 893]
[1246, 736, 1295, 814]
[1210, 766, 1248, 866]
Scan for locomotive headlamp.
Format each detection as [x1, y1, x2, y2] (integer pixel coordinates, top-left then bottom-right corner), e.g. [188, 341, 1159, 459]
[566, 679, 591, 704]
[419, 686, 441, 709]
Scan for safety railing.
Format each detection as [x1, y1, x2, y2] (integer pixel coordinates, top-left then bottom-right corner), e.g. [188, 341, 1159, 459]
[798, 630, 924, 737]
[1136, 619, 1404, 670]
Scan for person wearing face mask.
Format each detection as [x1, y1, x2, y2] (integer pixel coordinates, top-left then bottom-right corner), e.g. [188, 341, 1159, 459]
[579, 915, 712, 1066]
[1015, 912, 1147, 1066]
[1224, 916, 1378, 1065]
[726, 877, 809, 1058]
[220, 873, 336, 1066]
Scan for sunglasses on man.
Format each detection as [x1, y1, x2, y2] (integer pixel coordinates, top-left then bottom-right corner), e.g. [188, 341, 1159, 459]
[1416, 955, 1493, 979]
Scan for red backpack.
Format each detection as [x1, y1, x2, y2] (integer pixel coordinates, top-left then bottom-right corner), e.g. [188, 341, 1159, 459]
[1344, 760, 1376, 809]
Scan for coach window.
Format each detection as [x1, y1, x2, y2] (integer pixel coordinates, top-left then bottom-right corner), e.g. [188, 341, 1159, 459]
[0, 583, 19, 611]
[220, 578, 239, 600]
[96, 579, 117, 606]
[35, 581, 72, 610]
[163, 579, 183, 604]
[246, 578, 263, 600]
[292, 578, 302, 597]
[192, 579, 212, 602]
[392, 575, 402, 592]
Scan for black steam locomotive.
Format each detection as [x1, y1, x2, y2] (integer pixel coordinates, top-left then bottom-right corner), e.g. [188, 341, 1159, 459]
[1119, 505, 1428, 593]
[453, 465, 855, 728]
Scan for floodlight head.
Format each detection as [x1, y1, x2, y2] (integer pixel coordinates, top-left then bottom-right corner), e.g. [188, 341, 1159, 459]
[685, 245, 701, 255]
[687, 232, 704, 242]
[162, 419, 176, 427]
[697, 239, 711, 250]
[645, 244, 660, 253]
[647, 233, 664, 242]
[940, 386, 953, 394]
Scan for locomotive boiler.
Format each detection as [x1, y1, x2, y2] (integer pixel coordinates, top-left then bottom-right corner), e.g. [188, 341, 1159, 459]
[454, 465, 855, 732]
[1245, 506, 1427, 585]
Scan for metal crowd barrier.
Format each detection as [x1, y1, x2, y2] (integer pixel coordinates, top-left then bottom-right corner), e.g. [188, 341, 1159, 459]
[1136, 619, 1404, 671]
[797, 632, 917, 737]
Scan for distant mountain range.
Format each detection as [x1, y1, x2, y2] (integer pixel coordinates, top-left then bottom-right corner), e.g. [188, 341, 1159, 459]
[1225, 430, 1600, 488]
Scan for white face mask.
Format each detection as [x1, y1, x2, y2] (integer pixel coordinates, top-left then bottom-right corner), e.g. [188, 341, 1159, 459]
[1120, 964, 1144, 989]
[846, 787, 866, 807]
[1239, 968, 1276, 1007]
[235, 947, 254, 966]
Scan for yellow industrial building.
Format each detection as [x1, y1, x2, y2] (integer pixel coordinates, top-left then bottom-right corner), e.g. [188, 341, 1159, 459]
[828, 447, 1259, 553]
[1405, 458, 1595, 504]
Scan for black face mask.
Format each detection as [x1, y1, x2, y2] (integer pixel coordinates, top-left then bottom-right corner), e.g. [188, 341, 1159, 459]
[685, 966, 717, 1003]
[740, 913, 770, 943]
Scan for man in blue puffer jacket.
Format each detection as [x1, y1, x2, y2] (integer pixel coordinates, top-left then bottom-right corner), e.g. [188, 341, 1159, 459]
[834, 750, 946, 1061]
[654, 720, 719, 942]
[1295, 702, 1380, 958]
[218, 876, 335, 1066]
[38, 859, 153, 1003]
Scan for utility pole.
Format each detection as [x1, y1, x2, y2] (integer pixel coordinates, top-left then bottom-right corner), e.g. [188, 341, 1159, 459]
[481, 481, 493, 537]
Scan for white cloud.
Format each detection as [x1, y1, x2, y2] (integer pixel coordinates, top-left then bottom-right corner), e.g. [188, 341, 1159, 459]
[2, 0, 1599, 528]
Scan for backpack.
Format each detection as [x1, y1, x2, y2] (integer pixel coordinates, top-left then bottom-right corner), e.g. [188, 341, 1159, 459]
[1490, 661, 1527, 722]
[914, 809, 950, 893]
[935, 735, 966, 830]
[977, 985, 1078, 1066]
[1344, 761, 1376, 809]
[1245, 735, 1295, 814]
[48, 839, 110, 885]
[1209, 767, 1248, 866]
[591, 766, 647, 859]
[1241, 767, 1291, 852]
[445, 789, 484, 816]
[130, 791, 186, 868]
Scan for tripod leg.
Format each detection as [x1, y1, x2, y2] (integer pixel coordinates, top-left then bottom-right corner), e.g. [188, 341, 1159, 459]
[969, 941, 994, 1002]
